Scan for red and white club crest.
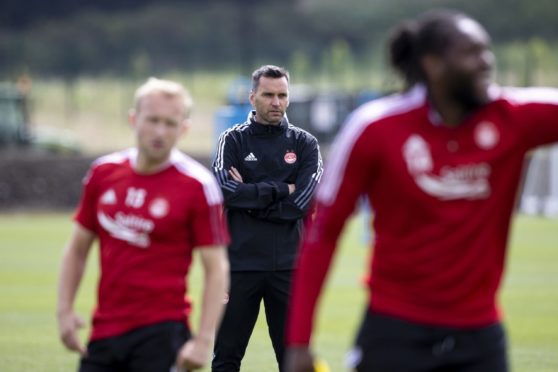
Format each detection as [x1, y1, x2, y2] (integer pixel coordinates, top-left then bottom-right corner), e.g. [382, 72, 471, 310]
[474, 121, 499, 150]
[284, 151, 297, 164]
[149, 197, 169, 218]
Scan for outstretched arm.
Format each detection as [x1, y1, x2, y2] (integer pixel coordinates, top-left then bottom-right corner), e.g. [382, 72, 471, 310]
[57, 223, 95, 356]
[285, 117, 379, 371]
[176, 246, 229, 371]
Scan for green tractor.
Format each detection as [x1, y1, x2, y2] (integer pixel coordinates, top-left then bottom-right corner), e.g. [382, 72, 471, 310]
[0, 82, 80, 153]
[0, 83, 32, 147]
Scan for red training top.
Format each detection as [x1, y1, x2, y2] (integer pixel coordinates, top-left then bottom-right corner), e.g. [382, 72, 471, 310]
[287, 85, 558, 345]
[75, 148, 229, 341]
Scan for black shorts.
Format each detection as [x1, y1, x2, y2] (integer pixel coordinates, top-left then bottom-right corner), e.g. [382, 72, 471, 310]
[79, 321, 190, 372]
[348, 310, 508, 372]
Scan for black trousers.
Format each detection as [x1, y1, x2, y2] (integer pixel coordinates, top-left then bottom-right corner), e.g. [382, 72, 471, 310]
[349, 310, 509, 372]
[212, 270, 292, 372]
[79, 321, 190, 372]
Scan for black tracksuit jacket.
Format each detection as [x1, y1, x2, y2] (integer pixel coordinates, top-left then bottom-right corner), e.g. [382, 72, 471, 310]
[213, 111, 323, 271]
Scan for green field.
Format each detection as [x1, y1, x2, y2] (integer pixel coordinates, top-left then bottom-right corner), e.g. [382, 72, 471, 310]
[0, 212, 557, 371]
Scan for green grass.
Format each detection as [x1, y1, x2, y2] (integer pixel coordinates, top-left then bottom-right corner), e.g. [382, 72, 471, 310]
[0, 213, 557, 371]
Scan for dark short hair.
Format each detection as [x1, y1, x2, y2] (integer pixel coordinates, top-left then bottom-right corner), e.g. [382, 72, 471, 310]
[251, 65, 290, 92]
[387, 9, 473, 86]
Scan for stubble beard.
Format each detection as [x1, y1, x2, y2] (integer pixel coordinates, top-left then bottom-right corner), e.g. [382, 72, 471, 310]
[450, 76, 490, 112]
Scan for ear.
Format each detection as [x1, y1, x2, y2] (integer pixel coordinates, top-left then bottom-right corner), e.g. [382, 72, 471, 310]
[128, 109, 137, 129]
[249, 91, 255, 107]
[179, 119, 190, 137]
[421, 54, 445, 82]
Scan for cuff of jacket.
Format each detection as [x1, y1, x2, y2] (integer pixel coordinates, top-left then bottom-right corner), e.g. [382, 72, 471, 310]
[275, 182, 290, 201]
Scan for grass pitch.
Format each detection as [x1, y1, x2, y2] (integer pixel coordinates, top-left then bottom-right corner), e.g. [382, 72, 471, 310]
[0, 212, 556, 371]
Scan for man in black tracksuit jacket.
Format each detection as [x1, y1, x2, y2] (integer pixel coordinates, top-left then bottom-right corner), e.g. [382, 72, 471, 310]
[211, 65, 322, 372]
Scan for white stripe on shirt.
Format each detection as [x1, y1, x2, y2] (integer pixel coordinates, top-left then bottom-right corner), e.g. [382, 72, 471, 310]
[317, 85, 426, 205]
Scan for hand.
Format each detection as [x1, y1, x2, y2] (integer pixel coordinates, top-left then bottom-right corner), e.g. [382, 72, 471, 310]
[57, 310, 87, 356]
[175, 336, 212, 371]
[288, 184, 296, 194]
[229, 167, 243, 183]
[284, 346, 315, 372]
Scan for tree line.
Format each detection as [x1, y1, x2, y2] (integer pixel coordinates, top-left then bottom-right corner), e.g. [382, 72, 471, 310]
[1, 0, 558, 81]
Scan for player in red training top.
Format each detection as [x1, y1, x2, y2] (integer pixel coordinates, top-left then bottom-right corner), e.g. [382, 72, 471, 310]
[57, 78, 230, 372]
[285, 9, 558, 372]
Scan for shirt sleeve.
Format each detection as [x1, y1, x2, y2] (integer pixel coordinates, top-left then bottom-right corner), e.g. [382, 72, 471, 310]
[286, 121, 380, 345]
[252, 136, 323, 222]
[213, 128, 290, 210]
[504, 87, 558, 150]
[73, 165, 99, 233]
[190, 180, 230, 248]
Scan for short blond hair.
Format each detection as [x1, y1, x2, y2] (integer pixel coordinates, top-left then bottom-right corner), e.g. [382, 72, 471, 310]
[133, 77, 193, 118]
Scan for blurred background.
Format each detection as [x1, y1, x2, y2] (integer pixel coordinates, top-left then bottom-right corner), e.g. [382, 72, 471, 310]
[2, 0, 558, 210]
[2, 0, 558, 150]
[0, 0, 557, 206]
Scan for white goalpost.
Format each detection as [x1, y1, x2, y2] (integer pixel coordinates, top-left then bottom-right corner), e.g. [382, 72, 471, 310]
[520, 144, 558, 217]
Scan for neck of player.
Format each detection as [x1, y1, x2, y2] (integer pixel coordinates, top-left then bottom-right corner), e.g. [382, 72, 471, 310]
[135, 153, 171, 174]
[428, 89, 473, 127]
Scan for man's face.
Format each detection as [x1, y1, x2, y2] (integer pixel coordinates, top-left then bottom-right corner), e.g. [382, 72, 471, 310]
[249, 76, 289, 125]
[433, 18, 495, 109]
[130, 93, 187, 165]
